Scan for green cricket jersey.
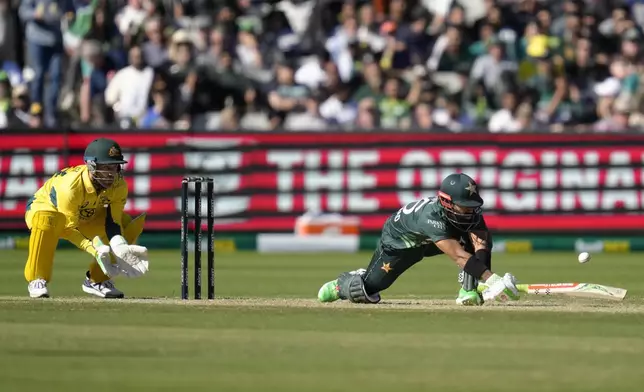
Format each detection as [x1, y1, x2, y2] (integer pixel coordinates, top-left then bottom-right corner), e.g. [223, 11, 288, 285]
[380, 196, 488, 253]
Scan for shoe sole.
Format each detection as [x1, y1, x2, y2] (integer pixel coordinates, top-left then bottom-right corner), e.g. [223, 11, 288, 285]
[456, 299, 482, 306]
[82, 285, 125, 299]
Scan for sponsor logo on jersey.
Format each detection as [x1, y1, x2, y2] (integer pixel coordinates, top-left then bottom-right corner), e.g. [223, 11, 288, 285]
[428, 219, 446, 230]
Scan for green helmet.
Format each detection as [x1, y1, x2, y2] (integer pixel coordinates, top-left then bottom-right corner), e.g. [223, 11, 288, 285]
[438, 173, 484, 230]
[83, 138, 128, 165]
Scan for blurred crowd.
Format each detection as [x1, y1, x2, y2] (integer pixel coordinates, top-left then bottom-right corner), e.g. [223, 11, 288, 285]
[1, 0, 644, 132]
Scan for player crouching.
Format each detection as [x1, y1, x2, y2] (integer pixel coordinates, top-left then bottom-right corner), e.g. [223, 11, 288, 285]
[317, 173, 520, 306]
[24, 138, 149, 299]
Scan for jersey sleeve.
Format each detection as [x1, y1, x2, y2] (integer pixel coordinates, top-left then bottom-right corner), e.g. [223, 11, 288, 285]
[56, 175, 95, 255]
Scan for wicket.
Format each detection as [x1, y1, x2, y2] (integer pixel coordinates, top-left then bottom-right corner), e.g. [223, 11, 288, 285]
[180, 177, 215, 300]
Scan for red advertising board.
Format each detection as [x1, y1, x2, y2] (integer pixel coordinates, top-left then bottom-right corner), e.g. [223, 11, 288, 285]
[1, 132, 643, 232]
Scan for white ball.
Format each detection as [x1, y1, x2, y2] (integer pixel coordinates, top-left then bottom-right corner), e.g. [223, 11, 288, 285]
[578, 252, 591, 264]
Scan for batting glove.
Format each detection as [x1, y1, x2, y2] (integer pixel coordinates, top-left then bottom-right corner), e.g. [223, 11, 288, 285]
[481, 273, 520, 302]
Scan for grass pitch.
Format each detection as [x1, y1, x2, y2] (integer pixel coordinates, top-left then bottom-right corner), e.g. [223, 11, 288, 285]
[1, 249, 643, 391]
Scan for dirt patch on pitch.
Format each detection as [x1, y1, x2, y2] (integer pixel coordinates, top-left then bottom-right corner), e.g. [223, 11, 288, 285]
[1, 296, 642, 314]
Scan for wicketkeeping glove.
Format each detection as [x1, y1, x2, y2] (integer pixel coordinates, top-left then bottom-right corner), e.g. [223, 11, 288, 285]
[481, 273, 520, 302]
[109, 235, 150, 278]
[92, 236, 121, 277]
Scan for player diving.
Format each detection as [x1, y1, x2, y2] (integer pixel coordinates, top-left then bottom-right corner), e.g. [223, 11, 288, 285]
[24, 137, 149, 299]
[317, 172, 520, 305]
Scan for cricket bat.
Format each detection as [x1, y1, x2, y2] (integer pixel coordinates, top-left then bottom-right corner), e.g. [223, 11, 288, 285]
[478, 282, 627, 301]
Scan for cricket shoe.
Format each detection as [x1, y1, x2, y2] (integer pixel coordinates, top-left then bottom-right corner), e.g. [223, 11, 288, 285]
[456, 288, 484, 306]
[82, 272, 124, 299]
[318, 279, 341, 302]
[318, 268, 366, 303]
[28, 279, 50, 298]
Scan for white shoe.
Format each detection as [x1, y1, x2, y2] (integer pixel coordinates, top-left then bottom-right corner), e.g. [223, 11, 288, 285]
[28, 279, 50, 298]
[82, 273, 124, 298]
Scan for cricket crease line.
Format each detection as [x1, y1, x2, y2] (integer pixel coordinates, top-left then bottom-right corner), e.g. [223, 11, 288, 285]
[0, 296, 642, 314]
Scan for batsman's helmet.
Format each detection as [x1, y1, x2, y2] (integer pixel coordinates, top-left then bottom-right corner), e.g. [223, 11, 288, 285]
[438, 173, 483, 230]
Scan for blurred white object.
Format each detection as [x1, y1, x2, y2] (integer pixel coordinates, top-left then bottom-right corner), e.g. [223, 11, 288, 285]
[578, 252, 591, 264]
[594, 77, 621, 97]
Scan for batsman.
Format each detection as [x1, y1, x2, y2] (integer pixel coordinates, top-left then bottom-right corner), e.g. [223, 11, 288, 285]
[24, 138, 150, 299]
[318, 173, 520, 305]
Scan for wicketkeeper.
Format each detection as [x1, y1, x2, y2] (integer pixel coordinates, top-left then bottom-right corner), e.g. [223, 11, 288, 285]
[24, 138, 149, 298]
[318, 173, 520, 305]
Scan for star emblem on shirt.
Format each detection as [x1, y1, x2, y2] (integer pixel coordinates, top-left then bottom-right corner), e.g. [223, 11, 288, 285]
[465, 182, 478, 196]
[381, 262, 393, 273]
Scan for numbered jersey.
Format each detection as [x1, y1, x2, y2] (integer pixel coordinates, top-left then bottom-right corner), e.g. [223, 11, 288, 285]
[380, 196, 487, 252]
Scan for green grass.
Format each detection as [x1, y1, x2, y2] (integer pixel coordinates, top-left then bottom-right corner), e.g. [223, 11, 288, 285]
[1, 249, 644, 391]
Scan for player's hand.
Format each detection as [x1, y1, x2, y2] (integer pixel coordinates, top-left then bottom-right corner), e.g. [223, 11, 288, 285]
[109, 236, 149, 278]
[116, 245, 149, 278]
[481, 273, 520, 302]
[92, 236, 120, 277]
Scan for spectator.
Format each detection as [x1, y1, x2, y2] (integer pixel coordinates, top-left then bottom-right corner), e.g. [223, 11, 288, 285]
[104, 45, 154, 124]
[594, 97, 633, 132]
[318, 83, 357, 128]
[78, 39, 117, 125]
[267, 62, 316, 130]
[8, 84, 36, 129]
[19, 0, 74, 127]
[141, 16, 168, 69]
[413, 102, 435, 129]
[467, 38, 517, 107]
[488, 91, 520, 133]
[1, 0, 644, 132]
[375, 75, 421, 129]
[116, 0, 147, 43]
[352, 59, 383, 102]
[0, 0, 23, 68]
[139, 76, 172, 129]
[158, 29, 199, 129]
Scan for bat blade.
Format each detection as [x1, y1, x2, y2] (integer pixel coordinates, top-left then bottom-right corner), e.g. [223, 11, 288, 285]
[477, 282, 628, 301]
[517, 283, 627, 301]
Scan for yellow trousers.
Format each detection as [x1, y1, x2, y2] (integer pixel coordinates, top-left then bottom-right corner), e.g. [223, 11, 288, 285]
[24, 204, 145, 284]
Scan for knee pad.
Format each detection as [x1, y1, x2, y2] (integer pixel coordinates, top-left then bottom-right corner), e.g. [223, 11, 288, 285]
[345, 273, 381, 304]
[122, 212, 146, 244]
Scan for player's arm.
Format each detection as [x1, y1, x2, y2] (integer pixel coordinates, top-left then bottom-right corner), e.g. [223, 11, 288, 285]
[56, 185, 97, 257]
[436, 237, 519, 302]
[105, 183, 149, 276]
[469, 229, 492, 269]
[434, 239, 493, 281]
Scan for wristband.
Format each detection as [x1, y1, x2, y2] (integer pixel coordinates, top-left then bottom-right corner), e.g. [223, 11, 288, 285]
[475, 249, 491, 269]
[463, 253, 488, 279]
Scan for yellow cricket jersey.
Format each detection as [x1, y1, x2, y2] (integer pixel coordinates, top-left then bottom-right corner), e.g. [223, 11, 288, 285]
[26, 164, 128, 254]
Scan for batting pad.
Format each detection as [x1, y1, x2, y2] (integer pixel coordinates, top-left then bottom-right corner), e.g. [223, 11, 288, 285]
[24, 211, 66, 282]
